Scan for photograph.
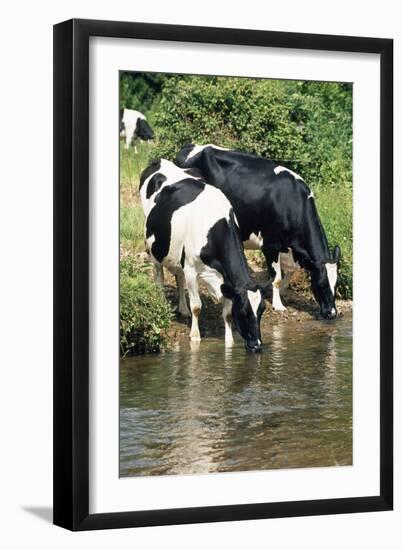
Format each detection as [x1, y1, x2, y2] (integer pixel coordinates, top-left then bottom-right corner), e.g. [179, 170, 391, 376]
[119, 72, 353, 478]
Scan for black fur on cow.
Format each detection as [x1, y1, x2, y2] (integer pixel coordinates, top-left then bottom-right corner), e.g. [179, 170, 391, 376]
[176, 144, 341, 320]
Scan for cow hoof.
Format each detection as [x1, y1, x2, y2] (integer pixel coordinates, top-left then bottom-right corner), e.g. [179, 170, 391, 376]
[273, 305, 287, 312]
[178, 308, 191, 318]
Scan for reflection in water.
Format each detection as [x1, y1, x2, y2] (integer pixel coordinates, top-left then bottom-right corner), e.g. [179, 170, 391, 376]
[120, 313, 352, 477]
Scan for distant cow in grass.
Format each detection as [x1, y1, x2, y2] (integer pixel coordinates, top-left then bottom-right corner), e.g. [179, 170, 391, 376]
[140, 159, 266, 351]
[176, 144, 340, 320]
[120, 108, 154, 149]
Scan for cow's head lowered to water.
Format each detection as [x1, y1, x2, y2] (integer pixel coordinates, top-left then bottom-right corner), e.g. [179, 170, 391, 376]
[221, 283, 265, 352]
[310, 246, 340, 320]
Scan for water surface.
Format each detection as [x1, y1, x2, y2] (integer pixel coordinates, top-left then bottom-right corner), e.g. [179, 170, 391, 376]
[120, 313, 352, 477]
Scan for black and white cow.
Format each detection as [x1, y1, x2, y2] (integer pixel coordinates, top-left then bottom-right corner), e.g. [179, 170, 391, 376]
[120, 108, 154, 149]
[140, 159, 266, 351]
[176, 144, 340, 320]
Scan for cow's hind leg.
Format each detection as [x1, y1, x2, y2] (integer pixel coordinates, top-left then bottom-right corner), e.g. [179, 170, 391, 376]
[125, 124, 134, 149]
[175, 269, 191, 318]
[152, 262, 164, 286]
[279, 250, 297, 292]
[184, 268, 202, 341]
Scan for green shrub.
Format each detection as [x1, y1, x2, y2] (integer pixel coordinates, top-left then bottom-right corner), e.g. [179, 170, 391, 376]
[152, 76, 352, 190]
[120, 72, 170, 112]
[120, 258, 174, 355]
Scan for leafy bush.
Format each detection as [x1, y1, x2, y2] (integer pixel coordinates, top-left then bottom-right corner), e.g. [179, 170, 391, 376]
[120, 205, 145, 253]
[153, 76, 352, 191]
[120, 72, 170, 112]
[120, 257, 174, 355]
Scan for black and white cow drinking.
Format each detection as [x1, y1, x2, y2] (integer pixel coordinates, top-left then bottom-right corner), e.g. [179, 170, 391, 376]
[176, 144, 340, 320]
[120, 108, 154, 149]
[140, 159, 266, 351]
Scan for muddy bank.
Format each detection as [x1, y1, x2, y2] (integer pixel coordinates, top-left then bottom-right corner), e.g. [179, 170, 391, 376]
[163, 267, 352, 342]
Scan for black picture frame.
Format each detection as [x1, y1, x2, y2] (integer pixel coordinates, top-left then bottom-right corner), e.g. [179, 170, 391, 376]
[53, 18, 393, 531]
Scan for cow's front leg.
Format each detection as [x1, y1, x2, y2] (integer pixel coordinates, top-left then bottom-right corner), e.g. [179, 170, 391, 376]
[271, 257, 286, 311]
[175, 269, 190, 317]
[184, 268, 202, 341]
[262, 244, 286, 311]
[222, 298, 234, 346]
[153, 262, 164, 286]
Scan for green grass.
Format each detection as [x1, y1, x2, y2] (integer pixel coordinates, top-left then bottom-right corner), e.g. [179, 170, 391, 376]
[119, 139, 154, 255]
[120, 138, 158, 203]
[120, 205, 145, 254]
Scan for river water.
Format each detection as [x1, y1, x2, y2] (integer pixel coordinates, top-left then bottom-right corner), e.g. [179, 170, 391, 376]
[120, 313, 352, 477]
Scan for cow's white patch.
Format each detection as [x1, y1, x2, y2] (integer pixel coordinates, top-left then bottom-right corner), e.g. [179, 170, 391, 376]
[186, 143, 229, 161]
[121, 108, 145, 131]
[325, 262, 338, 296]
[141, 158, 198, 214]
[308, 191, 314, 199]
[244, 232, 263, 250]
[159, 158, 197, 182]
[274, 165, 303, 181]
[247, 289, 261, 318]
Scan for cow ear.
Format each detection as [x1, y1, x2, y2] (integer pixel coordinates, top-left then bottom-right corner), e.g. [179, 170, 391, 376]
[221, 283, 236, 300]
[333, 245, 341, 263]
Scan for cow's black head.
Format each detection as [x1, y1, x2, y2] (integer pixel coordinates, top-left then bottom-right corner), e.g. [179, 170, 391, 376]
[221, 283, 265, 352]
[175, 144, 196, 168]
[310, 246, 340, 320]
[135, 118, 154, 141]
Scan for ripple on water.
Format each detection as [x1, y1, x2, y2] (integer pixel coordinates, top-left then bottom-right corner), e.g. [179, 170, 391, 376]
[120, 313, 353, 476]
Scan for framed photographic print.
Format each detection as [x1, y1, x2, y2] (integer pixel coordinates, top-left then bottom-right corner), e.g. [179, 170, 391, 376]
[53, 19, 393, 530]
